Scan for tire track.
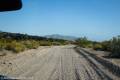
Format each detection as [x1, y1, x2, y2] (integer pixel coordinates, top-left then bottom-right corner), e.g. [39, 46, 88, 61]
[74, 68, 81, 80]
[74, 47, 113, 80]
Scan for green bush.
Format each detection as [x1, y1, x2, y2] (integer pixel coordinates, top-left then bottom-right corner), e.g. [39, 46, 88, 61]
[0, 39, 8, 50]
[93, 43, 103, 50]
[101, 41, 111, 51]
[51, 42, 61, 45]
[87, 43, 93, 48]
[23, 40, 33, 49]
[76, 37, 92, 48]
[5, 41, 25, 53]
[39, 41, 52, 46]
[0, 42, 5, 49]
[0, 32, 70, 53]
[109, 36, 120, 57]
[31, 40, 39, 49]
[13, 44, 25, 53]
[23, 40, 39, 49]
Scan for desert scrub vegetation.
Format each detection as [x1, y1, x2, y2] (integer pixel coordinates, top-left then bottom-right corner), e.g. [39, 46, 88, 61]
[0, 39, 6, 49]
[93, 43, 103, 50]
[0, 31, 69, 53]
[39, 41, 52, 46]
[23, 40, 40, 49]
[109, 36, 120, 58]
[5, 41, 26, 53]
[0, 39, 68, 53]
[75, 37, 93, 48]
[75, 36, 120, 58]
[0, 39, 25, 53]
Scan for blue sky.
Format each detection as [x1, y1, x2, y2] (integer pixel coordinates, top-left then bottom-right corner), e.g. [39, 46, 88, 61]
[0, 0, 120, 41]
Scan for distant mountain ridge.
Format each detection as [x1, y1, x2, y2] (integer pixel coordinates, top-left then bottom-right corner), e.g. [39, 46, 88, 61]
[0, 31, 77, 41]
[0, 31, 47, 40]
[45, 34, 78, 41]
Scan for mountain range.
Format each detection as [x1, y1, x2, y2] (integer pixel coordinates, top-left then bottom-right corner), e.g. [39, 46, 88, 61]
[45, 34, 78, 41]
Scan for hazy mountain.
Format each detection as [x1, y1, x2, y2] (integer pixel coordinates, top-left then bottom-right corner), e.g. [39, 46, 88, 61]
[45, 34, 78, 41]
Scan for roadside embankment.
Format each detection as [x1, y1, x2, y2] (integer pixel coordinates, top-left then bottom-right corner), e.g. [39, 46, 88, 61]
[74, 47, 120, 78]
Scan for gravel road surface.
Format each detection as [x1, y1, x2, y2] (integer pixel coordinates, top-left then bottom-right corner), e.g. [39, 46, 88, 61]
[0, 45, 119, 80]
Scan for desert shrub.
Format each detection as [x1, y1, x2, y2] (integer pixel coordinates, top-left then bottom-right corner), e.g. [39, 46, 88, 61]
[0, 41, 5, 49]
[0, 38, 9, 50]
[76, 37, 92, 48]
[21, 40, 31, 49]
[109, 36, 120, 57]
[31, 40, 39, 49]
[51, 42, 61, 45]
[23, 40, 39, 49]
[39, 41, 52, 46]
[93, 43, 103, 50]
[101, 41, 111, 51]
[0, 39, 7, 50]
[5, 41, 25, 53]
[13, 44, 25, 53]
[87, 43, 93, 48]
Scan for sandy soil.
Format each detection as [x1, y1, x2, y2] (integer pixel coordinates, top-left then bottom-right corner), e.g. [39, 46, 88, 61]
[0, 45, 119, 80]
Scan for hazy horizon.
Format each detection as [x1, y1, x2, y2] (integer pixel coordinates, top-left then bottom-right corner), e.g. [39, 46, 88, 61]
[0, 0, 120, 41]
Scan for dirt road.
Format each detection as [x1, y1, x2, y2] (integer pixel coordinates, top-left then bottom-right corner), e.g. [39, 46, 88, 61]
[0, 46, 119, 80]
